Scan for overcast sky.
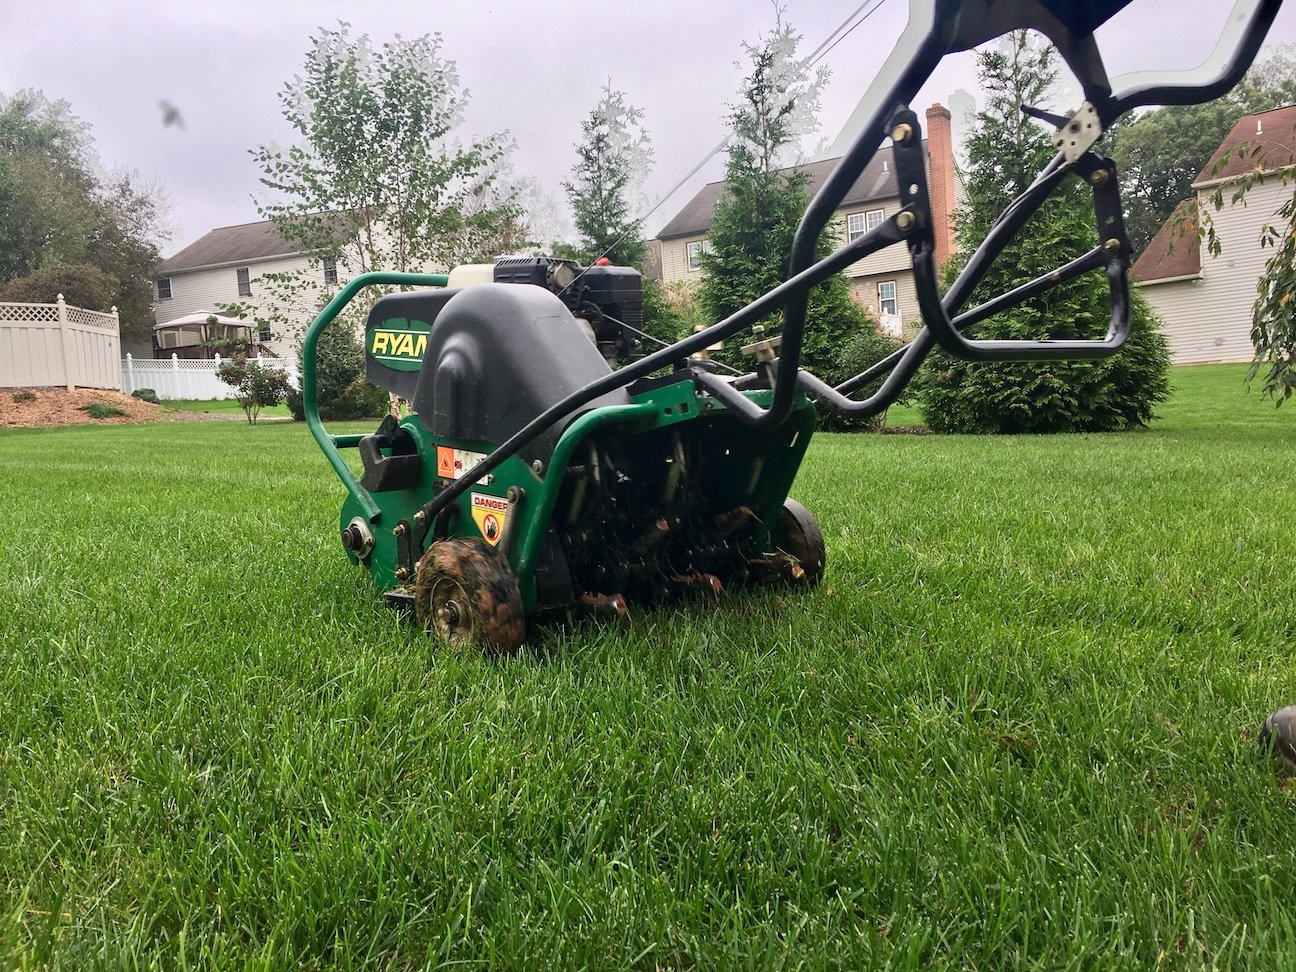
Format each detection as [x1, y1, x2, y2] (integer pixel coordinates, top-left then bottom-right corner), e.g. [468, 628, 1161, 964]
[4, 0, 1294, 256]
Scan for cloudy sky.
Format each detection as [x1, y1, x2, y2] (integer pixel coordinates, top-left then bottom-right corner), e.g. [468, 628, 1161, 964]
[4, 0, 1294, 256]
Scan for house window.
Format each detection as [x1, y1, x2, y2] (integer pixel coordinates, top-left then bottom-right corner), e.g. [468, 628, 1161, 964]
[877, 280, 898, 316]
[156, 278, 172, 300]
[847, 209, 885, 242]
[323, 258, 338, 286]
[686, 240, 712, 270]
[236, 267, 252, 297]
[257, 325, 272, 343]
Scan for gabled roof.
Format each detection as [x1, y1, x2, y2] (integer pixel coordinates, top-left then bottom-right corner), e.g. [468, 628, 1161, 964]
[656, 142, 928, 240]
[156, 219, 306, 275]
[1132, 199, 1200, 283]
[1194, 103, 1296, 186]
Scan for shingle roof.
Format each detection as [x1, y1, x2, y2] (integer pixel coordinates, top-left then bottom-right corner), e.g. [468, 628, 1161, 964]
[156, 219, 306, 275]
[656, 142, 928, 240]
[1132, 199, 1201, 283]
[1194, 103, 1296, 185]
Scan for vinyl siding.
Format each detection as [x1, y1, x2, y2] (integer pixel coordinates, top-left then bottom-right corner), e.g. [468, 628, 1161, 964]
[660, 234, 710, 283]
[847, 272, 921, 337]
[1136, 180, 1288, 364]
[153, 253, 361, 359]
[832, 199, 915, 277]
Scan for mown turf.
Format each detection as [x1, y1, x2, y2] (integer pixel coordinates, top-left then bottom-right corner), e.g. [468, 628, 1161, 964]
[1, 364, 1294, 969]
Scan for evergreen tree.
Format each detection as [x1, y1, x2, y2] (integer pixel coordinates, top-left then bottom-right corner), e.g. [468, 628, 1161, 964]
[916, 31, 1170, 434]
[698, 11, 878, 387]
[563, 83, 652, 269]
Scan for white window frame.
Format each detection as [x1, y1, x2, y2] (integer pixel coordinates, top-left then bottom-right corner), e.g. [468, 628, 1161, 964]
[236, 266, 252, 297]
[877, 280, 898, 316]
[847, 209, 886, 243]
[156, 277, 172, 300]
[323, 258, 338, 286]
[686, 239, 712, 270]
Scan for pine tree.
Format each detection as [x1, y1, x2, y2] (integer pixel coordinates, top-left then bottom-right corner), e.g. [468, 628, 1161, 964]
[915, 31, 1170, 434]
[563, 83, 652, 269]
[698, 11, 879, 387]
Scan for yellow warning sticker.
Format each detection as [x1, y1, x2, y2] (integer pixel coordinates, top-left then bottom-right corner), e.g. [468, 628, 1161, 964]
[471, 492, 509, 546]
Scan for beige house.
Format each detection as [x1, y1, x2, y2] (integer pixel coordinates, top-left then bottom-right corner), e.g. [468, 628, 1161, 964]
[145, 218, 356, 361]
[1134, 104, 1296, 364]
[654, 103, 958, 337]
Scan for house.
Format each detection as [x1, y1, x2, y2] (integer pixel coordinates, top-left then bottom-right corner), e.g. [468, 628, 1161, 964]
[144, 217, 348, 361]
[653, 103, 959, 337]
[1133, 104, 1296, 364]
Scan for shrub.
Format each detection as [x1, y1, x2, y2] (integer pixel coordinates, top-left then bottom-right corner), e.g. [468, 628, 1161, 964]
[80, 402, 128, 419]
[11, 389, 37, 403]
[286, 323, 389, 422]
[216, 354, 293, 425]
[0, 261, 116, 310]
[131, 388, 161, 404]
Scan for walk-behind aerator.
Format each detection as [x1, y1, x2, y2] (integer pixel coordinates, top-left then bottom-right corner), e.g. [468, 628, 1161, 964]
[302, 0, 1281, 653]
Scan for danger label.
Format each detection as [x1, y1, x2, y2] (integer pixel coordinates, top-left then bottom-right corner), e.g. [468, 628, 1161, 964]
[436, 446, 492, 484]
[471, 492, 509, 546]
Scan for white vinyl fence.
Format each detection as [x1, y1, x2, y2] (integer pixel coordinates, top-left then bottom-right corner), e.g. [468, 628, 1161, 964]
[0, 296, 121, 390]
[121, 353, 300, 401]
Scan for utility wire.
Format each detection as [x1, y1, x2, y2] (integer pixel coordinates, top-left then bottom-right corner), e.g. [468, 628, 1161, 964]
[563, 0, 895, 295]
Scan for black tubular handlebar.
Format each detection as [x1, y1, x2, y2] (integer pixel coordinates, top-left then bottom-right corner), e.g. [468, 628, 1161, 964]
[415, 0, 1283, 526]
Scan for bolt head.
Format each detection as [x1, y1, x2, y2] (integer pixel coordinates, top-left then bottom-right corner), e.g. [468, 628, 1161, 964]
[1103, 238, 1121, 252]
[891, 122, 913, 144]
[896, 211, 915, 232]
[1089, 169, 1110, 186]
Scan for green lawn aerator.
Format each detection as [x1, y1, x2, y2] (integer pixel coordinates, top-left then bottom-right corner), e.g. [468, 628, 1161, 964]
[303, 0, 1281, 654]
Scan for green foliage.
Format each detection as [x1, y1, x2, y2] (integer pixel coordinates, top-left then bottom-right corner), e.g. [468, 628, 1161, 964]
[131, 388, 161, 405]
[0, 261, 116, 309]
[286, 323, 388, 422]
[698, 13, 869, 389]
[916, 32, 1170, 434]
[0, 90, 167, 339]
[1109, 45, 1296, 253]
[564, 83, 653, 268]
[11, 389, 36, 403]
[237, 24, 523, 344]
[79, 402, 128, 419]
[215, 354, 293, 425]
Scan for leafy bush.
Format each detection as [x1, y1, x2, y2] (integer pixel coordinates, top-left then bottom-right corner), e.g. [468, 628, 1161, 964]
[915, 289, 1171, 434]
[11, 389, 36, 403]
[216, 354, 293, 425]
[80, 402, 128, 419]
[131, 388, 161, 404]
[286, 324, 390, 422]
[914, 31, 1170, 435]
[0, 261, 116, 310]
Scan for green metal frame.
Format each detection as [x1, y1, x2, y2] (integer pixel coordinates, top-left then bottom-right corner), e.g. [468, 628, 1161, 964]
[302, 271, 449, 523]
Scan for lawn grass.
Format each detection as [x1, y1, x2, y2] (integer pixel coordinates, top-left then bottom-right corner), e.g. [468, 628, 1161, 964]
[164, 398, 292, 418]
[1, 363, 1294, 968]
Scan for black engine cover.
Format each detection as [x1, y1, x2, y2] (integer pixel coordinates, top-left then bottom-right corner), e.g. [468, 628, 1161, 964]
[408, 285, 632, 464]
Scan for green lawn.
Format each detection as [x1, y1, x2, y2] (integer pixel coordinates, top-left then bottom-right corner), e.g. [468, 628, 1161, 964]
[164, 398, 293, 418]
[1, 364, 1294, 968]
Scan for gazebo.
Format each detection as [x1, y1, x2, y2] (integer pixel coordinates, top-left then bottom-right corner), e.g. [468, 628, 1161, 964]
[152, 310, 270, 360]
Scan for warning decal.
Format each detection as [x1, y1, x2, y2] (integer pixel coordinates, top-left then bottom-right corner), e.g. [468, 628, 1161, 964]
[436, 446, 492, 484]
[471, 492, 509, 546]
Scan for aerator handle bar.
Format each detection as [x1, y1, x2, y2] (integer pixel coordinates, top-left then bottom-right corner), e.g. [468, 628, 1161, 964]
[307, 0, 1281, 530]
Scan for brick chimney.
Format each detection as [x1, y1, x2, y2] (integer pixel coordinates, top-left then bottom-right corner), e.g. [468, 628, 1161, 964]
[925, 103, 957, 268]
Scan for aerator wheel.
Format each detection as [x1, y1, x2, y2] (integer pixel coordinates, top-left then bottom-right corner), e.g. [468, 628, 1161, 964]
[414, 538, 525, 656]
[772, 498, 826, 587]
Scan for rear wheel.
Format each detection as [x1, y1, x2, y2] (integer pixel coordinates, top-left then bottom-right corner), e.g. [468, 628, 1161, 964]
[771, 498, 826, 587]
[414, 538, 525, 655]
